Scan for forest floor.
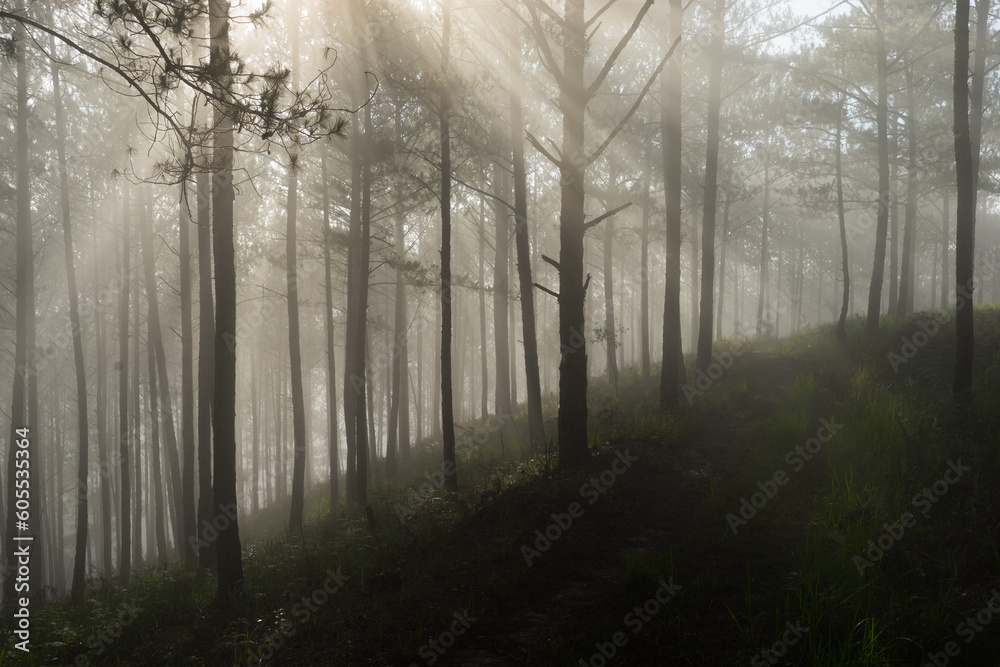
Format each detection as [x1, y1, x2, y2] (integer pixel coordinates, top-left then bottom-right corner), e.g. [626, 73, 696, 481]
[9, 312, 1000, 666]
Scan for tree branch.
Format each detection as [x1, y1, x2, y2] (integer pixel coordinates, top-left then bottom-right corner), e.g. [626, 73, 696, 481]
[0, 9, 189, 152]
[585, 0, 654, 101]
[542, 254, 560, 270]
[583, 202, 632, 230]
[525, 0, 566, 88]
[586, 36, 679, 166]
[526, 130, 561, 166]
[533, 282, 560, 299]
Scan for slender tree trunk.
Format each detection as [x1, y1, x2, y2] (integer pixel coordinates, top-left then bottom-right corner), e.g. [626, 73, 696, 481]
[93, 240, 114, 579]
[209, 0, 244, 596]
[46, 51, 87, 604]
[716, 173, 732, 340]
[178, 179, 197, 565]
[478, 199, 488, 422]
[660, 0, 684, 407]
[866, 0, 891, 335]
[195, 153, 215, 569]
[118, 189, 132, 584]
[836, 101, 851, 346]
[942, 189, 950, 309]
[952, 0, 981, 397]
[897, 67, 918, 318]
[140, 189, 185, 560]
[132, 264, 143, 569]
[321, 150, 340, 504]
[603, 210, 619, 387]
[697, 0, 725, 370]
[439, 0, 459, 489]
[355, 99, 374, 502]
[640, 149, 652, 376]
[343, 118, 361, 503]
[509, 40, 546, 453]
[493, 163, 513, 417]
[888, 117, 899, 316]
[146, 309, 167, 566]
[757, 162, 771, 337]
[287, 0, 308, 534]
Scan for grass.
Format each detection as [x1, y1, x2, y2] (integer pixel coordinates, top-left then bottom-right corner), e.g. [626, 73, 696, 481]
[2, 310, 1000, 665]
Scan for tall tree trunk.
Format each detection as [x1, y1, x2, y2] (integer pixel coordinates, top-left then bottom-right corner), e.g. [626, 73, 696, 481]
[756, 161, 771, 337]
[603, 209, 619, 387]
[888, 117, 899, 316]
[640, 148, 651, 376]
[287, 0, 308, 534]
[93, 239, 114, 579]
[356, 99, 374, 502]
[556, 0, 590, 467]
[132, 264, 143, 569]
[343, 118, 361, 503]
[660, 0, 684, 408]
[195, 151, 215, 569]
[942, 189, 950, 309]
[478, 198, 488, 422]
[386, 178, 408, 477]
[897, 66, 918, 318]
[836, 101, 851, 346]
[508, 39, 546, 453]
[494, 163, 513, 417]
[866, 0, 891, 335]
[118, 188, 132, 584]
[209, 0, 244, 596]
[321, 149, 340, 504]
[952, 0, 984, 397]
[140, 189, 185, 559]
[696, 0, 725, 370]
[147, 307, 168, 566]
[716, 173, 732, 340]
[47, 51, 86, 604]
[178, 179, 197, 565]
[439, 0, 459, 490]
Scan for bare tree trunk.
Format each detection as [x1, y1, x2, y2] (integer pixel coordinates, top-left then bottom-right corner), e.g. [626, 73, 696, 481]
[756, 161, 771, 337]
[321, 150, 340, 504]
[952, 0, 986, 397]
[836, 101, 851, 346]
[716, 173, 732, 340]
[603, 210, 619, 387]
[640, 147, 652, 376]
[117, 188, 132, 584]
[660, 0, 684, 407]
[287, 0, 308, 534]
[46, 50, 85, 604]
[93, 240, 114, 580]
[897, 66, 918, 318]
[178, 179, 197, 565]
[696, 0, 725, 370]
[508, 39, 546, 453]
[132, 266, 143, 569]
[146, 308, 168, 566]
[866, 0, 891, 335]
[556, 0, 590, 466]
[439, 0, 459, 490]
[942, 189, 950, 309]
[195, 155, 215, 569]
[494, 163, 513, 417]
[478, 198, 488, 422]
[140, 188, 185, 560]
[209, 0, 244, 596]
[888, 117, 899, 316]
